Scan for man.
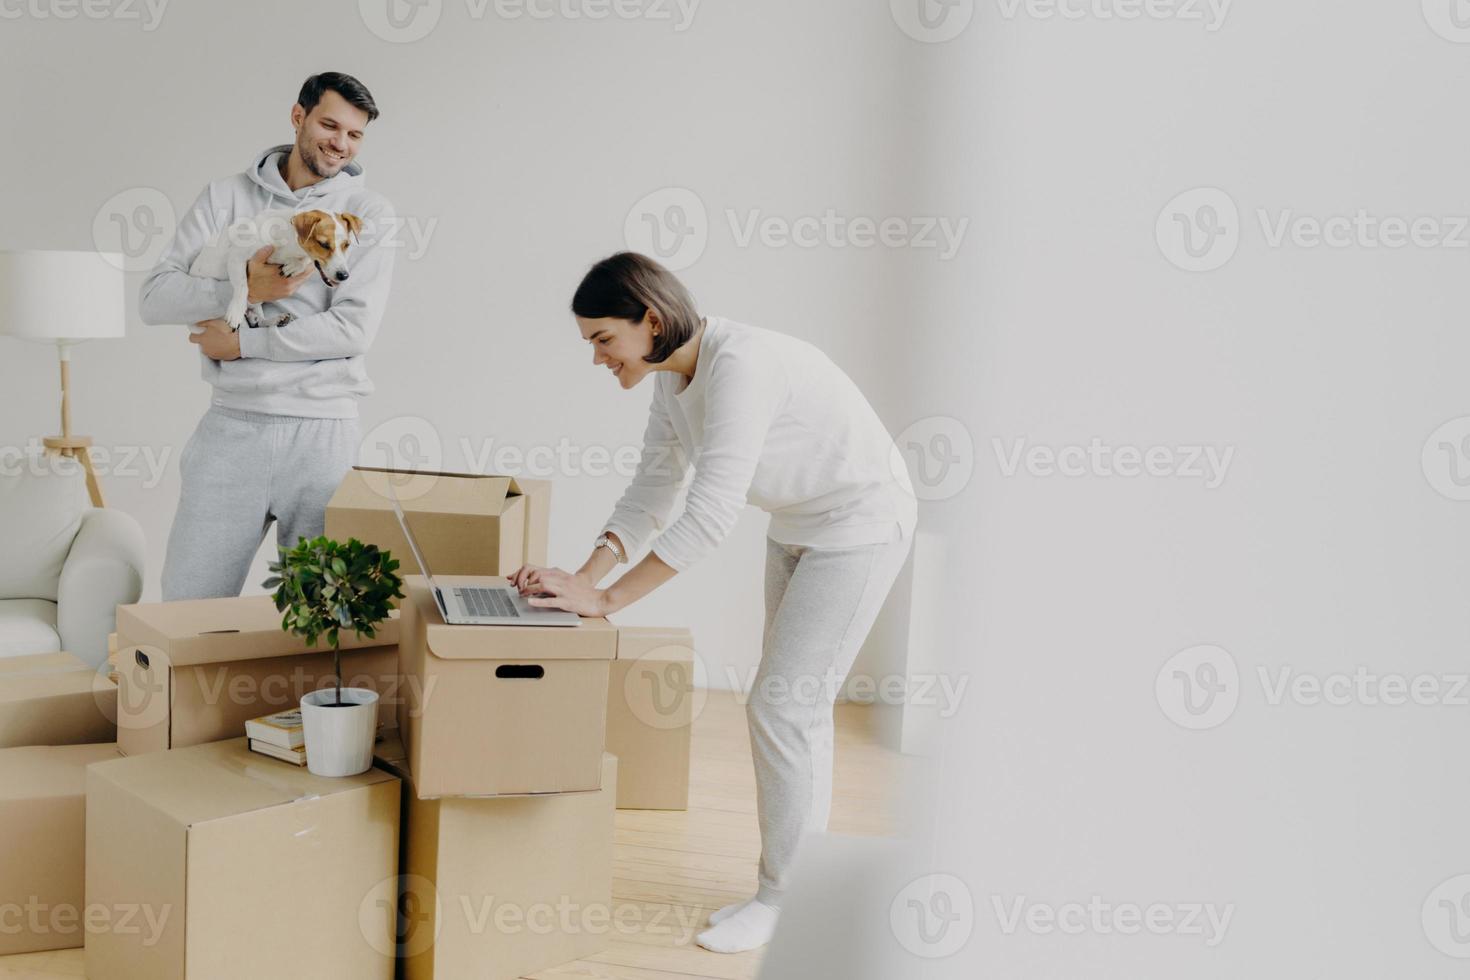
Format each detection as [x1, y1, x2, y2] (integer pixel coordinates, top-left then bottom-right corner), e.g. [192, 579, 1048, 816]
[139, 72, 396, 600]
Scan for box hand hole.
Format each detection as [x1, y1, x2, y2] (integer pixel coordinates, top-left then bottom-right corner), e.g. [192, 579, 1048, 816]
[495, 664, 545, 680]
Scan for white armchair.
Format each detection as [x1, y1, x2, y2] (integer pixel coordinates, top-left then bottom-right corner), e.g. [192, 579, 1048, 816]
[0, 457, 144, 668]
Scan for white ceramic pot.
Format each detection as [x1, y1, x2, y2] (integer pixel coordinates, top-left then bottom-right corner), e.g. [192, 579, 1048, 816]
[300, 687, 379, 777]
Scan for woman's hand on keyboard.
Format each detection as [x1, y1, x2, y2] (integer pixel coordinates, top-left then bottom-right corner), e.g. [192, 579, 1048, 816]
[522, 567, 610, 618]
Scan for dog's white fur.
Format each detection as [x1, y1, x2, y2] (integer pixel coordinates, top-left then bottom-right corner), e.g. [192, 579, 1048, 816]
[189, 208, 357, 330]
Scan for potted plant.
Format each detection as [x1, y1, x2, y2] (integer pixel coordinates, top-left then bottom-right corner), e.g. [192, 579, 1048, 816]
[264, 535, 404, 777]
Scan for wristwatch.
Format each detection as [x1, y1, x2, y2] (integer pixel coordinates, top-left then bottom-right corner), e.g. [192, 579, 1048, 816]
[595, 533, 627, 564]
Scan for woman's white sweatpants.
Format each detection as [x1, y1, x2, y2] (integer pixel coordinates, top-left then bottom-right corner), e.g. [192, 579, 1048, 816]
[748, 532, 913, 908]
[161, 406, 359, 601]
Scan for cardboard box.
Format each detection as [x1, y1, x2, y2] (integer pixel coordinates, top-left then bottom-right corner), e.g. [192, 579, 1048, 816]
[326, 467, 551, 580]
[398, 575, 615, 798]
[608, 627, 696, 810]
[85, 737, 400, 980]
[375, 741, 616, 980]
[113, 595, 400, 757]
[0, 741, 119, 956]
[0, 651, 117, 748]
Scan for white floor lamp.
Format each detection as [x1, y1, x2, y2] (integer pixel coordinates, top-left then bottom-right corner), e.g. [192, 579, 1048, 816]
[0, 250, 125, 508]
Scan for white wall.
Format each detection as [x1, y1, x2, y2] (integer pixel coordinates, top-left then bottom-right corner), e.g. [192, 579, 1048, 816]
[895, 1, 1470, 977]
[0, 0, 923, 694]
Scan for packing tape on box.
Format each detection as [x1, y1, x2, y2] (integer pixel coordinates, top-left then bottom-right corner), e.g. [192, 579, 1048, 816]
[218, 752, 329, 806]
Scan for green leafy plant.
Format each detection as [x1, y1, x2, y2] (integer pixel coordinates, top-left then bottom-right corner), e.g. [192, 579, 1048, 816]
[263, 536, 404, 706]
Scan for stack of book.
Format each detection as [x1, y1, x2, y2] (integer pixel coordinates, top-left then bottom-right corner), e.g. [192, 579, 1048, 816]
[245, 709, 306, 766]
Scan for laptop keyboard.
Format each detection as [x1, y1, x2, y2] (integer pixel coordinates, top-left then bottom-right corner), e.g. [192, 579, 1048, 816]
[455, 587, 520, 618]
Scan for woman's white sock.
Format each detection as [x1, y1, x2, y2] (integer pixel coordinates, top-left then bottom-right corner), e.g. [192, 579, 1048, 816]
[695, 899, 780, 953]
[707, 898, 752, 926]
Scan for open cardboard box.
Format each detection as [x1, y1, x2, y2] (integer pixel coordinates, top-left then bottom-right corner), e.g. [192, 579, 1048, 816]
[114, 595, 400, 756]
[0, 651, 117, 748]
[0, 741, 119, 956]
[326, 467, 551, 584]
[85, 737, 400, 980]
[398, 575, 615, 798]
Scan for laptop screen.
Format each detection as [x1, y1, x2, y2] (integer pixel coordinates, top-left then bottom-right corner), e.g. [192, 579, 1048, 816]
[386, 482, 435, 582]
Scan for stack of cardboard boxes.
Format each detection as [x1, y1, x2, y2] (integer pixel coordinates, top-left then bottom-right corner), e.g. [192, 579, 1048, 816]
[0, 652, 118, 957]
[0, 467, 697, 978]
[335, 466, 693, 977]
[89, 597, 406, 979]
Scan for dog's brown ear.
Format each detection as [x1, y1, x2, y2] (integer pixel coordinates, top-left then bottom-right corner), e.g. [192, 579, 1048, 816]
[339, 212, 363, 243]
[291, 209, 327, 241]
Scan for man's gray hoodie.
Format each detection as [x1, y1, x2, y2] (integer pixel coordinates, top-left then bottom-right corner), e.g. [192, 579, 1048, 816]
[139, 145, 396, 418]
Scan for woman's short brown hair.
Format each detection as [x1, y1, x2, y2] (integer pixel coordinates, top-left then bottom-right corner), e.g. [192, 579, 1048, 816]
[571, 252, 701, 364]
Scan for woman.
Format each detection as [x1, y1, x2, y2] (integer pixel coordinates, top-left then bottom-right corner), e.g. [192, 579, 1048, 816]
[510, 252, 917, 953]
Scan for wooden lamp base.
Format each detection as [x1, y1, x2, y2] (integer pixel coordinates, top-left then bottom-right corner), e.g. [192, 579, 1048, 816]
[42, 343, 106, 508]
[43, 434, 104, 508]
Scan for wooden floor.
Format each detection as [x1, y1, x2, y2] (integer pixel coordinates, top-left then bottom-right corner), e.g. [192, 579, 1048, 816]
[0, 690, 906, 980]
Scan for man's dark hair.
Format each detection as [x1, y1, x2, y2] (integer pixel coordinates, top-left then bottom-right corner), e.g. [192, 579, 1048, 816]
[296, 72, 380, 122]
[572, 252, 701, 364]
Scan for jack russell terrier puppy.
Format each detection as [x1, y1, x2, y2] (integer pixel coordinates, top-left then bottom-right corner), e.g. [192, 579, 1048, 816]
[189, 208, 362, 331]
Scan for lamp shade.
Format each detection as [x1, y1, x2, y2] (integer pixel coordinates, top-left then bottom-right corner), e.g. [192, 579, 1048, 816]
[0, 249, 125, 341]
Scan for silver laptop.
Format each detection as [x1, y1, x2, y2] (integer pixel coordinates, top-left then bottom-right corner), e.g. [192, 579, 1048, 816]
[388, 486, 580, 627]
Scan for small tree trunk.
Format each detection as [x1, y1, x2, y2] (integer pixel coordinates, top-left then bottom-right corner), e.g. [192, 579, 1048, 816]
[333, 646, 343, 706]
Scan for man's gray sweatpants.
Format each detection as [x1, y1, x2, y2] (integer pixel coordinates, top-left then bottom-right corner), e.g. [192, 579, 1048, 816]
[748, 532, 913, 908]
[161, 406, 359, 601]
